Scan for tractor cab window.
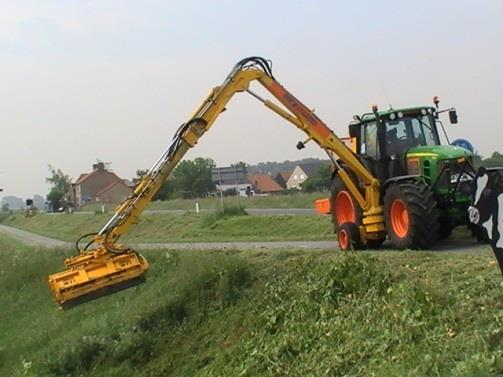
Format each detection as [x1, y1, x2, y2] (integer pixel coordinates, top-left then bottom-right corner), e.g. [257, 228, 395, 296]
[385, 115, 439, 156]
[386, 121, 411, 156]
[411, 116, 438, 146]
[360, 121, 379, 159]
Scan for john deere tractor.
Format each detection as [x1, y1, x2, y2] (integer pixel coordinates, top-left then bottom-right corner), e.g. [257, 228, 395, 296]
[330, 99, 476, 249]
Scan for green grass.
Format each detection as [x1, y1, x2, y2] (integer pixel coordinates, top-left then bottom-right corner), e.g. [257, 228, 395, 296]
[2, 211, 333, 243]
[81, 191, 327, 212]
[0, 234, 502, 377]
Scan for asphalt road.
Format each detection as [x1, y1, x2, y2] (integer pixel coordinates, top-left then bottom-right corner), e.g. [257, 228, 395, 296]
[0, 224, 69, 248]
[0, 223, 489, 253]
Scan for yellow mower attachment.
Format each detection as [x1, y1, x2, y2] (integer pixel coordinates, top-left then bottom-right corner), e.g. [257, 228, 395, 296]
[48, 246, 149, 310]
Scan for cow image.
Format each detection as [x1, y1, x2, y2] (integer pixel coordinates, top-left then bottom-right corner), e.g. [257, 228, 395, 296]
[468, 167, 503, 275]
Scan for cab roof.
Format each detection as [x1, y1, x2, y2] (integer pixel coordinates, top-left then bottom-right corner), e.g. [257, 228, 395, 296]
[358, 106, 435, 123]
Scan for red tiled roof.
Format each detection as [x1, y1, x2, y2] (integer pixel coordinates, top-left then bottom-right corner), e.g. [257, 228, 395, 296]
[74, 173, 90, 185]
[94, 180, 130, 197]
[277, 171, 292, 181]
[247, 174, 283, 193]
[73, 169, 123, 185]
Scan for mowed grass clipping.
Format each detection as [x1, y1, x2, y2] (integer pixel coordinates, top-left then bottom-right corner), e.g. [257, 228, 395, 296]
[2, 210, 333, 243]
[0, 234, 502, 377]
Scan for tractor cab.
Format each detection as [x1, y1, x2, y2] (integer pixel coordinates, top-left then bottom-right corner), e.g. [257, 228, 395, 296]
[349, 106, 452, 182]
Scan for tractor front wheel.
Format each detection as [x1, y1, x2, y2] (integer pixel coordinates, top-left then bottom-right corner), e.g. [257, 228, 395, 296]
[384, 182, 439, 249]
[338, 222, 363, 251]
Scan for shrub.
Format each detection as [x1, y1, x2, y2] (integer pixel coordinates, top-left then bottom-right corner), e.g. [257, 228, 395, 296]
[201, 205, 247, 227]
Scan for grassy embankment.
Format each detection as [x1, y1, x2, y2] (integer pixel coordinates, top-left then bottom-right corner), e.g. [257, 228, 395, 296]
[0, 234, 502, 377]
[2, 210, 333, 243]
[81, 192, 326, 212]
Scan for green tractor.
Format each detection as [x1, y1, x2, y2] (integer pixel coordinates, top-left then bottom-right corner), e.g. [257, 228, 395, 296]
[331, 98, 476, 249]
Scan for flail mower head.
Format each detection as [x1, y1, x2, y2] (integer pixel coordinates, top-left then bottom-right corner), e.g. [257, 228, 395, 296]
[48, 247, 149, 309]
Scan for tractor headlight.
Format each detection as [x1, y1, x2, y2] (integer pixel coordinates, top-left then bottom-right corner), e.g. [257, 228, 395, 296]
[407, 158, 420, 175]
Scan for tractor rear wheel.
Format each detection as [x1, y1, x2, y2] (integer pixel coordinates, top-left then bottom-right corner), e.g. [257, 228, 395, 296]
[384, 181, 439, 249]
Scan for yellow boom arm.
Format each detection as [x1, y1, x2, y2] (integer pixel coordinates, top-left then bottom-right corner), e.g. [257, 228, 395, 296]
[48, 57, 384, 308]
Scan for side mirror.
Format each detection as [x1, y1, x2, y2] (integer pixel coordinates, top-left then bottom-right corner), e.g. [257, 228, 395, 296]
[449, 109, 458, 124]
[348, 123, 359, 138]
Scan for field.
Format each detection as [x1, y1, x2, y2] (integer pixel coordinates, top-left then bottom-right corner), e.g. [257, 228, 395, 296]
[80, 192, 326, 212]
[1, 234, 502, 377]
[2, 211, 333, 243]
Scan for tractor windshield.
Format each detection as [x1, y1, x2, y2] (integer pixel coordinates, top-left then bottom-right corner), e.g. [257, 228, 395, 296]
[385, 114, 439, 155]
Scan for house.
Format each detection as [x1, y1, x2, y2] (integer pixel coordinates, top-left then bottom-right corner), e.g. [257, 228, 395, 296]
[94, 180, 133, 204]
[286, 162, 330, 190]
[71, 163, 133, 207]
[211, 166, 252, 196]
[274, 171, 292, 189]
[247, 174, 283, 195]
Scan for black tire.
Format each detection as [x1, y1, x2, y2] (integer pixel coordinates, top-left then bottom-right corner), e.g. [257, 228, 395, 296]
[338, 222, 363, 251]
[438, 217, 454, 240]
[384, 181, 439, 249]
[468, 223, 488, 243]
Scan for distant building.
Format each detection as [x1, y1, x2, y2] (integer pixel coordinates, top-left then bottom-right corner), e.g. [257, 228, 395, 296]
[212, 166, 252, 196]
[71, 162, 132, 207]
[274, 171, 292, 189]
[286, 162, 330, 190]
[94, 180, 133, 204]
[0, 196, 24, 210]
[247, 174, 283, 195]
[33, 194, 45, 209]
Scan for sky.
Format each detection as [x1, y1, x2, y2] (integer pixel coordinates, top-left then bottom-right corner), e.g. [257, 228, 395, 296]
[0, 0, 502, 198]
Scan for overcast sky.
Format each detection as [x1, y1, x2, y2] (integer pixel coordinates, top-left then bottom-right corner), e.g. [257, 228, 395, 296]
[1, 0, 502, 199]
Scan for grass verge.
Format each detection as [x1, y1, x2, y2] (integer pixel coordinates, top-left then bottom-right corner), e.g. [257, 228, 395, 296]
[0, 234, 502, 376]
[1, 211, 333, 243]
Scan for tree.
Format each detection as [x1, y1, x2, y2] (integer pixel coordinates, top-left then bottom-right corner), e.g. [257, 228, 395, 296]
[482, 152, 503, 168]
[46, 165, 72, 210]
[472, 153, 483, 169]
[301, 165, 332, 192]
[135, 169, 148, 179]
[153, 179, 176, 201]
[134, 157, 215, 200]
[172, 157, 216, 198]
[231, 161, 247, 169]
[134, 169, 176, 201]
